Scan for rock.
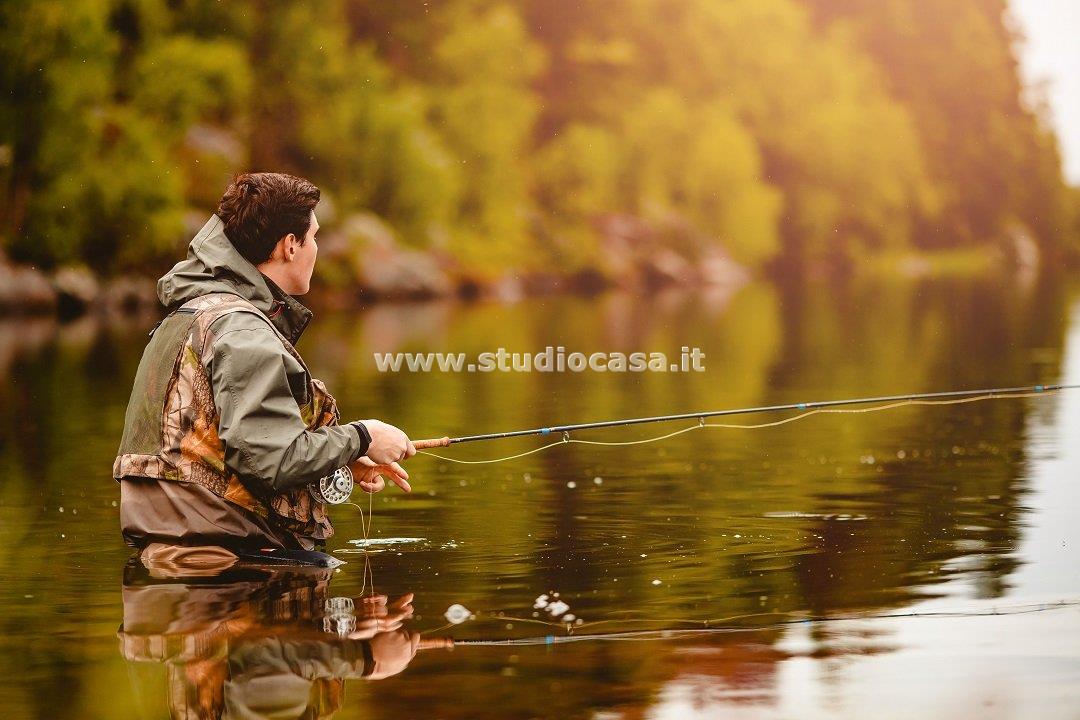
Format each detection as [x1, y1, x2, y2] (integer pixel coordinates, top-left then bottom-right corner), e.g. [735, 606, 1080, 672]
[645, 247, 695, 286]
[1005, 222, 1040, 291]
[342, 213, 398, 252]
[0, 257, 57, 312]
[567, 268, 610, 294]
[103, 276, 159, 314]
[183, 209, 214, 239]
[314, 192, 338, 226]
[363, 247, 453, 300]
[597, 213, 747, 290]
[183, 124, 244, 163]
[699, 249, 750, 288]
[52, 266, 100, 316]
[596, 214, 653, 285]
[489, 274, 526, 302]
[339, 213, 453, 300]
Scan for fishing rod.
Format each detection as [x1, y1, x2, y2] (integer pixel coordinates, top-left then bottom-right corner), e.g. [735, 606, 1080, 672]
[413, 383, 1078, 449]
[315, 383, 1074, 503]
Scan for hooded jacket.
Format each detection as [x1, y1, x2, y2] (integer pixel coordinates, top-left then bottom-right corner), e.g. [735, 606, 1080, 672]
[116, 215, 369, 549]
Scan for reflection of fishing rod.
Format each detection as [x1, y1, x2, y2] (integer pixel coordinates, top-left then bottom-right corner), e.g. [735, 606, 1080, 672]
[414, 383, 1078, 449]
[416, 599, 1080, 648]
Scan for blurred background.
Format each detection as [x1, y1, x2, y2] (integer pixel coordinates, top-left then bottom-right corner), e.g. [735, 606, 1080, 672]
[1, 0, 1078, 308]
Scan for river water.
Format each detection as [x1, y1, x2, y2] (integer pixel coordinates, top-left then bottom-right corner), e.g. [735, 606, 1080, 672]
[1, 273, 1078, 718]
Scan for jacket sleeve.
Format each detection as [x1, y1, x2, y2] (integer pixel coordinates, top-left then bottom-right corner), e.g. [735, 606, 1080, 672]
[232, 637, 373, 680]
[207, 319, 367, 493]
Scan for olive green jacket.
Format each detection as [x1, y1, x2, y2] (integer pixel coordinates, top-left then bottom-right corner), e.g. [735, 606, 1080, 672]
[153, 214, 367, 493]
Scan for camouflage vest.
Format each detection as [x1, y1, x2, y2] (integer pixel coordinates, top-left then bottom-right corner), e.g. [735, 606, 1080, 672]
[114, 293, 336, 540]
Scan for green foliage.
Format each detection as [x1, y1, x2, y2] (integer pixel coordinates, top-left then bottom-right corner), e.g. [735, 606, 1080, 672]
[801, 0, 1074, 250]
[274, 4, 461, 248]
[523, 0, 939, 266]
[31, 106, 185, 271]
[535, 92, 781, 268]
[533, 124, 621, 268]
[0, 0, 1072, 277]
[0, 0, 184, 270]
[0, 1, 239, 270]
[132, 36, 250, 133]
[622, 91, 782, 267]
[428, 3, 546, 273]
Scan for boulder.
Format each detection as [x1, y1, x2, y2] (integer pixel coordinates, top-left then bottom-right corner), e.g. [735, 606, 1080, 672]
[103, 276, 159, 314]
[699, 249, 750, 288]
[52, 265, 100, 316]
[340, 213, 453, 300]
[0, 257, 56, 312]
[597, 213, 747, 290]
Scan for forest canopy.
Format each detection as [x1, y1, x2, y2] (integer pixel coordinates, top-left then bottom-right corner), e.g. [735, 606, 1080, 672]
[0, 0, 1074, 280]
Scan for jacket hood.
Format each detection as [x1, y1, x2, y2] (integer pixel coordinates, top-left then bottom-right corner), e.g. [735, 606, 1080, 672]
[157, 215, 312, 344]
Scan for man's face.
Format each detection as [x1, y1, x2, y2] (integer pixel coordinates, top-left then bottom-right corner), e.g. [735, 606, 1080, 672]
[285, 211, 319, 295]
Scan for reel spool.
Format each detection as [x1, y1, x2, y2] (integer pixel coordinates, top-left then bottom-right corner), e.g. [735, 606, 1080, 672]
[323, 596, 356, 636]
[310, 466, 354, 505]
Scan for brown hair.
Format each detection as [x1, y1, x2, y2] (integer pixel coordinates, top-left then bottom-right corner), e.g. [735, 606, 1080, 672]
[216, 172, 320, 265]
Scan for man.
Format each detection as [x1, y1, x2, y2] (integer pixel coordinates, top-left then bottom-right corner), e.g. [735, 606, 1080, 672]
[114, 172, 415, 558]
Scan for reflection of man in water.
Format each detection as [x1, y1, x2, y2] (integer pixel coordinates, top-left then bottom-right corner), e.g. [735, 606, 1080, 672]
[113, 173, 415, 561]
[118, 555, 422, 719]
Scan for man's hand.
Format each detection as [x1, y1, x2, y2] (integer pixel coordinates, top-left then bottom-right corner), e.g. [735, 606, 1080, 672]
[366, 627, 421, 679]
[346, 593, 415, 640]
[362, 419, 416, 465]
[349, 456, 412, 494]
[348, 594, 420, 679]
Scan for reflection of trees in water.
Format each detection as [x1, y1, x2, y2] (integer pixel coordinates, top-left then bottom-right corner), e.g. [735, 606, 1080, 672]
[327, 276, 1067, 624]
[327, 274, 1072, 642]
[761, 271, 1068, 615]
[0, 313, 151, 510]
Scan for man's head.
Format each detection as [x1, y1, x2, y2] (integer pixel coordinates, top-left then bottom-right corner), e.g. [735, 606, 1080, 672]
[216, 172, 320, 295]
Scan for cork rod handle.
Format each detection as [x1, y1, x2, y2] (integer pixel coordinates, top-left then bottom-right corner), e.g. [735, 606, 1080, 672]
[413, 436, 451, 449]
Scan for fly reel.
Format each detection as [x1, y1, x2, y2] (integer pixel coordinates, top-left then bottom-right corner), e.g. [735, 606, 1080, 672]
[323, 596, 356, 636]
[310, 466, 354, 505]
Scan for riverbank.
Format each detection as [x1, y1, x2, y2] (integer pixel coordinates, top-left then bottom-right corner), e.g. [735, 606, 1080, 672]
[0, 212, 755, 316]
[0, 215, 1050, 318]
[0, 258, 159, 317]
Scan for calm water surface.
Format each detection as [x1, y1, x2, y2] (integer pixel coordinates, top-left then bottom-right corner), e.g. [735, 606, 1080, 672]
[1, 274, 1079, 718]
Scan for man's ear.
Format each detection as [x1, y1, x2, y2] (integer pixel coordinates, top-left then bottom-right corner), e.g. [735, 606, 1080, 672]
[275, 234, 298, 262]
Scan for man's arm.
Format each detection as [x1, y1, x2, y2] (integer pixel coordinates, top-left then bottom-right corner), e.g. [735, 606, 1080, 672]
[207, 319, 367, 493]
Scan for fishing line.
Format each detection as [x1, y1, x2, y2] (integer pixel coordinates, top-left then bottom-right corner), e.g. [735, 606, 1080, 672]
[435, 598, 1080, 646]
[343, 490, 376, 595]
[343, 492, 374, 540]
[417, 388, 1063, 465]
